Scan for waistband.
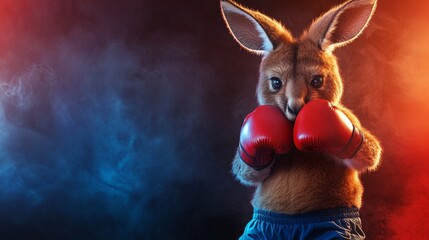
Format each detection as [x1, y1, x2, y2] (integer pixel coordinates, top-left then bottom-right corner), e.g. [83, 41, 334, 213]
[253, 207, 360, 225]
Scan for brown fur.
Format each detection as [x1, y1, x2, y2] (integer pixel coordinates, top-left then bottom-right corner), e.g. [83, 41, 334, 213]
[222, 0, 382, 214]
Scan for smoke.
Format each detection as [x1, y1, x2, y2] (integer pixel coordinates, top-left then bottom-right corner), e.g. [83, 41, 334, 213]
[380, 15, 429, 239]
[0, 0, 249, 239]
[0, 33, 175, 239]
[337, 2, 429, 239]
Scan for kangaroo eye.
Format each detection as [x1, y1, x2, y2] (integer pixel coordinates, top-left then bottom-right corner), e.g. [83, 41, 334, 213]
[311, 75, 324, 89]
[270, 77, 282, 90]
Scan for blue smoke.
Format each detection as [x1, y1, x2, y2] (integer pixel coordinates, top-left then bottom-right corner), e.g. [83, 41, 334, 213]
[0, 43, 145, 238]
[0, 1, 250, 239]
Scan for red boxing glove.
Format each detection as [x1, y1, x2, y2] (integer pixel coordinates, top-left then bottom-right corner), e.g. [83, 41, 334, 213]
[239, 105, 293, 170]
[293, 100, 364, 159]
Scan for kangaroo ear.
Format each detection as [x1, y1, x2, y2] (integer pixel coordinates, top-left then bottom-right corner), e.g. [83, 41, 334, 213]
[304, 0, 377, 51]
[220, 0, 292, 55]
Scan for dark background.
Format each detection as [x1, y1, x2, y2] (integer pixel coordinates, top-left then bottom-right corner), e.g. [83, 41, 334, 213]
[0, 0, 428, 239]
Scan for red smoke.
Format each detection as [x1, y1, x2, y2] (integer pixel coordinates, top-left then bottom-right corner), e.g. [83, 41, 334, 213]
[355, 1, 429, 238]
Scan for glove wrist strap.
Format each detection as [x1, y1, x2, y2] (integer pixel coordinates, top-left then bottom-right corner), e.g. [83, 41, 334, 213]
[337, 125, 364, 159]
[238, 144, 274, 171]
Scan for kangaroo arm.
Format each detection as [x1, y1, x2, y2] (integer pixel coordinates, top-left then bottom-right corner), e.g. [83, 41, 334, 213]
[336, 104, 382, 172]
[231, 148, 274, 186]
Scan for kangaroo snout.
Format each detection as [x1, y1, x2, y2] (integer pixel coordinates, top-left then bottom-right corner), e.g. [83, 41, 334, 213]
[286, 99, 304, 121]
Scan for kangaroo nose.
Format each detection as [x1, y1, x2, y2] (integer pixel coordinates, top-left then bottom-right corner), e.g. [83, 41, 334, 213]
[287, 105, 301, 116]
[286, 98, 305, 119]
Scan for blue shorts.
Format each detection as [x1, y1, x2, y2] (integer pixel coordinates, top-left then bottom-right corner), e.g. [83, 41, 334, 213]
[240, 208, 365, 240]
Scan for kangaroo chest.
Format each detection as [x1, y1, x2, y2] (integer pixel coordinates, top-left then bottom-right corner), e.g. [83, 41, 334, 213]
[251, 151, 363, 214]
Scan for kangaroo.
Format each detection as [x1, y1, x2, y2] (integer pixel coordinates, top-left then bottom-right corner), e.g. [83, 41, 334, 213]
[220, 0, 382, 239]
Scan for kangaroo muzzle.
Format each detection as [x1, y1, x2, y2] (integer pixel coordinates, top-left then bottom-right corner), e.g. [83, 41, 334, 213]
[286, 98, 305, 120]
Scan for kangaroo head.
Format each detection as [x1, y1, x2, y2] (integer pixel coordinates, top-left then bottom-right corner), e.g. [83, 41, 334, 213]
[221, 0, 377, 121]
